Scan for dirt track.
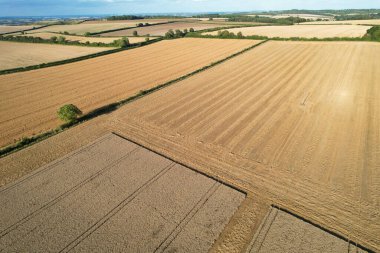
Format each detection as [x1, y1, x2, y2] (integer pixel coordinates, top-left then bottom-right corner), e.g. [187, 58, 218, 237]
[0, 41, 109, 70]
[205, 25, 371, 38]
[0, 38, 260, 147]
[0, 133, 244, 252]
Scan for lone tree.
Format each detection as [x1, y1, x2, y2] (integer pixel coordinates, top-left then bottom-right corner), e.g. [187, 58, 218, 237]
[115, 37, 130, 47]
[189, 28, 195, 32]
[57, 36, 66, 43]
[133, 30, 138, 36]
[57, 104, 82, 123]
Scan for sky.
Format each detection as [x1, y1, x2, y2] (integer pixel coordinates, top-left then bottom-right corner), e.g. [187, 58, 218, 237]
[0, 0, 380, 17]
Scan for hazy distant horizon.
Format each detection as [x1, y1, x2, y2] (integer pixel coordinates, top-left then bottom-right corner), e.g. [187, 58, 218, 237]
[0, 0, 379, 17]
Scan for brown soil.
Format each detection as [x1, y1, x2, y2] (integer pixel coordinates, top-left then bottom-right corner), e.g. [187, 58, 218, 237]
[0, 38, 260, 147]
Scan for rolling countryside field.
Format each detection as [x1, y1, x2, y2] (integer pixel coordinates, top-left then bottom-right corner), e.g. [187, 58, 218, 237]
[205, 24, 371, 38]
[0, 41, 110, 70]
[0, 38, 260, 147]
[1, 5, 380, 252]
[100, 22, 232, 36]
[14, 32, 150, 44]
[106, 41, 380, 251]
[0, 25, 40, 34]
[30, 22, 140, 35]
[303, 19, 380, 25]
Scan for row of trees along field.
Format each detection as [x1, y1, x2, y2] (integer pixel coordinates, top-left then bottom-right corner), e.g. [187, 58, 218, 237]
[0, 35, 139, 48]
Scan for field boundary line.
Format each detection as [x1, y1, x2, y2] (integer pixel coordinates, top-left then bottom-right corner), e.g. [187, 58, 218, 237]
[0, 37, 163, 75]
[0, 39, 269, 158]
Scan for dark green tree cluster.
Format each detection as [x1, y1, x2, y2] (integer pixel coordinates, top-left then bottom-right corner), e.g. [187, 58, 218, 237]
[57, 104, 82, 123]
[365, 26, 380, 41]
[107, 15, 144, 20]
[164, 28, 190, 39]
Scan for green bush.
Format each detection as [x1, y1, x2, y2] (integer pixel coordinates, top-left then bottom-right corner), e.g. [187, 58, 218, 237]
[133, 30, 138, 36]
[57, 104, 82, 123]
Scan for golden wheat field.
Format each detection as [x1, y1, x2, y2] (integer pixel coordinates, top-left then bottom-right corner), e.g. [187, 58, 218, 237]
[205, 24, 371, 38]
[303, 19, 380, 25]
[15, 32, 151, 44]
[31, 23, 138, 35]
[0, 25, 40, 34]
[108, 41, 380, 251]
[0, 41, 110, 70]
[0, 38, 260, 147]
[100, 22, 231, 36]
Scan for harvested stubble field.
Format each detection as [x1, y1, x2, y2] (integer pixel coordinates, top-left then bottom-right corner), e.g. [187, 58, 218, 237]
[81, 19, 172, 24]
[104, 41, 379, 251]
[15, 32, 150, 44]
[0, 133, 244, 252]
[252, 14, 333, 20]
[0, 25, 39, 34]
[32, 23, 140, 35]
[0, 38, 260, 147]
[205, 24, 371, 38]
[303, 19, 380, 25]
[100, 21, 232, 36]
[0, 41, 109, 70]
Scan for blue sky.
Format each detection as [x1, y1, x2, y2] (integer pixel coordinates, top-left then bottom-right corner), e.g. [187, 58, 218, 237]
[1, 0, 380, 16]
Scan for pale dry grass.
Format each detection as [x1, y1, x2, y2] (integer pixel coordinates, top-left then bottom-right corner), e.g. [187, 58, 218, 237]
[0, 41, 109, 70]
[205, 25, 371, 38]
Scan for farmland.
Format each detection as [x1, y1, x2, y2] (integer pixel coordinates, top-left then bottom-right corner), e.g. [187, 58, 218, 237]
[30, 22, 142, 35]
[100, 21, 232, 36]
[14, 32, 151, 44]
[251, 14, 333, 20]
[104, 41, 380, 251]
[0, 38, 260, 147]
[0, 41, 109, 70]
[303, 19, 380, 25]
[205, 24, 371, 38]
[0, 25, 40, 34]
[0, 133, 244, 252]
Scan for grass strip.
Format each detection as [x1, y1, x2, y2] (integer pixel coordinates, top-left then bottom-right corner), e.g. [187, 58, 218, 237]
[0, 40, 269, 158]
